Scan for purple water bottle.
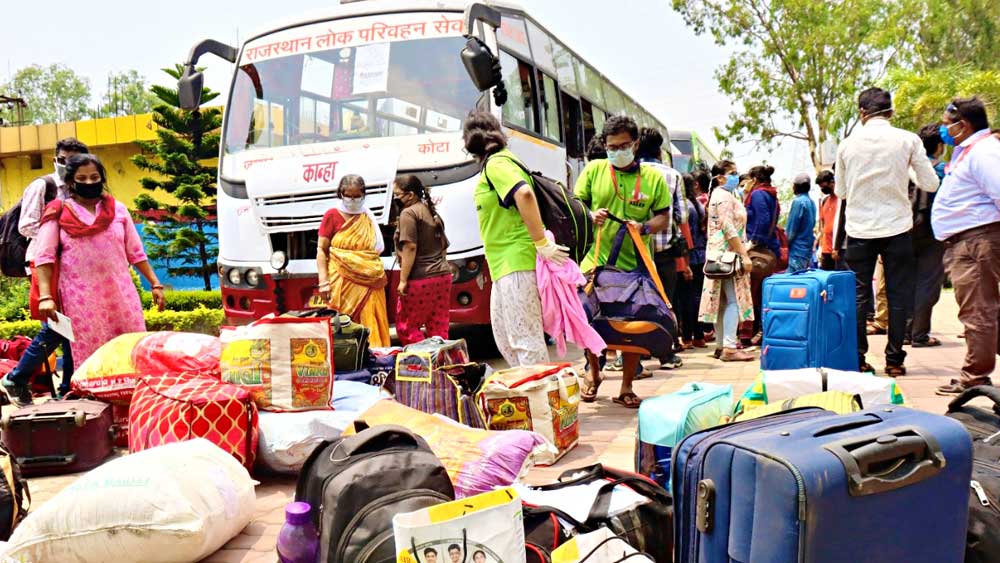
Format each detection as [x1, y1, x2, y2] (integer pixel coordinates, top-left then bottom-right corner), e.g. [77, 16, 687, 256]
[277, 501, 319, 563]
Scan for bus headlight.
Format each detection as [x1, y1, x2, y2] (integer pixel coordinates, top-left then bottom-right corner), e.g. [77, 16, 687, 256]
[245, 269, 261, 287]
[270, 250, 289, 271]
[227, 268, 243, 286]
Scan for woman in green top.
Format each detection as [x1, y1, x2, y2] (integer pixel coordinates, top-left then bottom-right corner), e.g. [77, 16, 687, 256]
[462, 111, 568, 367]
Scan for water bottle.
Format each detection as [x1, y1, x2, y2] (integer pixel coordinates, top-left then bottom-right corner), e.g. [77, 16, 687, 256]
[277, 501, 319, 563]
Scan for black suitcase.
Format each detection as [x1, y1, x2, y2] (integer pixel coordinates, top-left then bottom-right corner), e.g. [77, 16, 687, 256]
[947, 386, 1000, 562]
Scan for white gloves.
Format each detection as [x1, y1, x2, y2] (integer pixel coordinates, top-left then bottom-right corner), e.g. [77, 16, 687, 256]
[535, 237, 570, 265]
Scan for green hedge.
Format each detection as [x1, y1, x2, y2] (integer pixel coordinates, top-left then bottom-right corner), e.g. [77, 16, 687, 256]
[139, 290, 222, 311]
[0, 306, 225, 340]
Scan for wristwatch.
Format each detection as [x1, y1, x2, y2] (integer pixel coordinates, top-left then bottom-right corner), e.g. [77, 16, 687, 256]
[640, 223, 651, 235]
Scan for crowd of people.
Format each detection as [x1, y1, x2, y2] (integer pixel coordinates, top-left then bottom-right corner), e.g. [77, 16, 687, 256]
[4, 88, 998, 410]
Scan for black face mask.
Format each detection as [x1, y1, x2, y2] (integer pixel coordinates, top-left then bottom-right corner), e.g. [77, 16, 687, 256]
[820, 185, 833, 195]
[74, 181, 104, 200]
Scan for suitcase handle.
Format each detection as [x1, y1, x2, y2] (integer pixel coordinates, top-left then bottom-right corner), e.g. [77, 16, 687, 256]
[824, 428, 945, 496]
[16, 454, 77, 468]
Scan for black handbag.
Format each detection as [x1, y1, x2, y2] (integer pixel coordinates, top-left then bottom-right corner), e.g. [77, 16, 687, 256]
[703, 251, 743, 279]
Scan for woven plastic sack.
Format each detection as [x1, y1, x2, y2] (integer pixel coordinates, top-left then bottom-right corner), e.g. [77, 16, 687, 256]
[733, 390, 863, 422]
[349, 400, 555, 498]
[220, 317, 335, 412]
[479, 363, 580, 464]
[3, 439, 255, 563]
[129, 373, 259, 471]
[70, 332, 151, 404]
[734, 368, 906, 416]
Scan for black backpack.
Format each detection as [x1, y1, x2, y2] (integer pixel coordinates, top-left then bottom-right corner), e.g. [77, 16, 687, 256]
[485, 155, 594, 264]
[946, 386, 1000, 563]
[295, 423, 455, 562]
[0, 176, 58, 277]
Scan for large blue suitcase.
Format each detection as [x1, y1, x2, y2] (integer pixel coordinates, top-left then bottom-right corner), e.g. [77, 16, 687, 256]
[761, 269, 857, 371]
[672, 406, 973, 563]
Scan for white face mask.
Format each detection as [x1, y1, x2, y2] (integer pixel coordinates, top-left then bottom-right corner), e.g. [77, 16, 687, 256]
[342, 196, 365, 214]
[54, 163, 67, 181]
[607, 147, 635, 169]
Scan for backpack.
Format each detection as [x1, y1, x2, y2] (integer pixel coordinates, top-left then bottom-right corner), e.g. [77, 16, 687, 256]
[0, 443, 29, 541]
[295, 423, 455, 562]
[0, 177, 58, 278]
[484, 155, 594, 264]
[945, 386, 1000, 563]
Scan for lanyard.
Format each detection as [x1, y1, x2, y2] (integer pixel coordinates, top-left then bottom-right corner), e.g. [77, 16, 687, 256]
[945, 132, 992, 175]
[609, 163, 643, 204]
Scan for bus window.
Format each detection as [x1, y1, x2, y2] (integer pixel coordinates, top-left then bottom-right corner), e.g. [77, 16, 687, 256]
[526, 20, 555, 75]
[578, 62, 605, 108]
[500, 50, 537, 132]
[537, 71, 561, 142]
[561, 92, 583, 158]
[581, 99, 596, 147]
[552, 40, 577, 97]
[498, 14, 532, 59]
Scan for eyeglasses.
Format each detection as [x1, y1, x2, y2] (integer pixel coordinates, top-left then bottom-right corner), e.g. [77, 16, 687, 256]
[56, 156, 68, 164]
[946, 103, 958, 114]
[606, 141, 634, 151]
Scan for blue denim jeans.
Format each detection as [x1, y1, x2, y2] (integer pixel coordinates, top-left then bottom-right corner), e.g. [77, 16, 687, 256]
[714, 279, 740, 348]
[787, 254, 811, 274]
[8, 323, 74, 394]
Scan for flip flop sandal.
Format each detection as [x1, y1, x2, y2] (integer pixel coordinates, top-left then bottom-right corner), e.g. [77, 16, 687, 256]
[613, 392, 642, 409]
[581, 374, 604, 403]
[885, 365, 907, 377]
[635, 370, 653, 380]
[912, 337, 942, 347]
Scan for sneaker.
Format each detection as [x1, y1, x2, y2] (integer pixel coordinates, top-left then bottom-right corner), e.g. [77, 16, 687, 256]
[937, 379, 993, 396]
[1, 375, 31, 408]
[660, 355, 683, 370]
[606, 356, 623, 372]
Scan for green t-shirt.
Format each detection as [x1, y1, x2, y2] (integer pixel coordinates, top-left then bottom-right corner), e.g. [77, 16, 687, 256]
[575, 159, 671, 272]
[474, 149, 537, 280]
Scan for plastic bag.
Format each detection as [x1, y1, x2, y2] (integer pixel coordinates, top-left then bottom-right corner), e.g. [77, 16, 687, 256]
[131, 331, 221, 378]
[350, 400, 555, 498]
[3, 439, 256, 563]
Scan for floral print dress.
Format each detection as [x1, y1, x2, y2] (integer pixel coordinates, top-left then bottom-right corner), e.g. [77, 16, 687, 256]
[698, 188, 754, 324]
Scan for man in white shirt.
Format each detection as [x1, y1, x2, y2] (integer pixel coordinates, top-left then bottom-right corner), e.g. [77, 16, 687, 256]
[0, 138, 88, 406]
[835, 87, 940, 376]
[930, 97, 1000, 395]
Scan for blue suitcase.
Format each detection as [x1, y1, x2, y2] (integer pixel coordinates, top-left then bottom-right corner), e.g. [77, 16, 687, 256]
[761, 269, 857, 371]
[672, 406, 973, 563]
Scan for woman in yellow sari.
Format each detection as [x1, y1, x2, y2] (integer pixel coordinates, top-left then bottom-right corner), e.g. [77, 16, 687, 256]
[316, 174, 391, 347]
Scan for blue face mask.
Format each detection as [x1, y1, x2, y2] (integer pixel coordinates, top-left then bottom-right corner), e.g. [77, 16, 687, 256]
[939, 123, 959, 147]
[724, 174, 740, 192]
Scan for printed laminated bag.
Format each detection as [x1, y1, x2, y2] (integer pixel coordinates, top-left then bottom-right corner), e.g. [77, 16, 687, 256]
[394, 487, 526, 563]
[70, 331, 221, 404]
[3, 439, 255, 563]
[551, 528, 653, 563]
[348, 400, 556, 497]
[129, 373, 259, 471]
[479, 364, 581, 464]
[220, 316, 335, 412]
[396, 337, 470, 374]
[396, 358, 490, 429]
[731, 390, 864, 422]
[0, 444, 28, 542]
[733, 367, 905, 417]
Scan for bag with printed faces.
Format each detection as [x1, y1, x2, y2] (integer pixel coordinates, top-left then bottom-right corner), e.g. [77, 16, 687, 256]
[220, 317, 335, 412]
[394, 487, 526, 563]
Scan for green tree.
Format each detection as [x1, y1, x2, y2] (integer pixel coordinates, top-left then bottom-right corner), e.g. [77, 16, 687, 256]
[672, 0, 909, 171]
[885, 66, 1000, 132]
[93, 70, 159, 117]
[131, 65, 221, 291]
[0, 64, 91, 124]
[908, 0, 1000, 71]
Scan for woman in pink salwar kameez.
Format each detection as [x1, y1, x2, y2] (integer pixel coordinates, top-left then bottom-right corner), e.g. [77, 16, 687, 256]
[33, 154, 165, 368]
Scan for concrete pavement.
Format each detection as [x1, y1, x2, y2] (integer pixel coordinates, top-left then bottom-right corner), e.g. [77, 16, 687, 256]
[21, 292, 979, 562]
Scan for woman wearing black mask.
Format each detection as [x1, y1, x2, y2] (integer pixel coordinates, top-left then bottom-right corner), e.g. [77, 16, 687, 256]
[31, 153, 165, 377]
[391, 174, 451, 345]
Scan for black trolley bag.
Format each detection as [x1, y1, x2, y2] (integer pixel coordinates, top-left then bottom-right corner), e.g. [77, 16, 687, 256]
[946, 385, 1000, 562]
[295, 423, 455, 562]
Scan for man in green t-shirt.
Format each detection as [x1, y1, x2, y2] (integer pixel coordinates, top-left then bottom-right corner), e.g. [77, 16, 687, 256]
[575, 115, 672, 409]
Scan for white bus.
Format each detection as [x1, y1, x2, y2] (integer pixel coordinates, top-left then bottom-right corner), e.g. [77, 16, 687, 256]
[178, 0, 672, 324]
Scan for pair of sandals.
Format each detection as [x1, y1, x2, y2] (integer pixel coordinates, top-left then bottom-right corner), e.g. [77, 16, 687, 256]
[580, 373, 642, 408]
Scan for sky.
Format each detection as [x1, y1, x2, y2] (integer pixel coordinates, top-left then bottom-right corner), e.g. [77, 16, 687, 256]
[1, 0, 811, 179]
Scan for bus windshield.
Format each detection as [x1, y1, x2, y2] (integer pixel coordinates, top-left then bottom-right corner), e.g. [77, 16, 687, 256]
[225, 32, 478, 154]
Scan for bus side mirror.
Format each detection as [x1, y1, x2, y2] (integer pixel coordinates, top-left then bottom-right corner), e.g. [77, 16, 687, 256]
[461, 37, 507, 106]
[178, 65, 204, 110]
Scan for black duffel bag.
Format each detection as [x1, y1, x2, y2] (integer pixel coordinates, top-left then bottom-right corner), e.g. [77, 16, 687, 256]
[946, 385, 1000, 563]
[522, 463, 672, 563]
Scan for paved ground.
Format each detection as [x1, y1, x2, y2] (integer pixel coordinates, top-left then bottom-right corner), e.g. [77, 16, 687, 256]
[22, 293, 979, 562]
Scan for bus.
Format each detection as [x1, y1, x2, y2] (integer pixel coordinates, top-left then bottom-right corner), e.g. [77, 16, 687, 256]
[177, 0, 673, 324]
[670, 130, 719, 173]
